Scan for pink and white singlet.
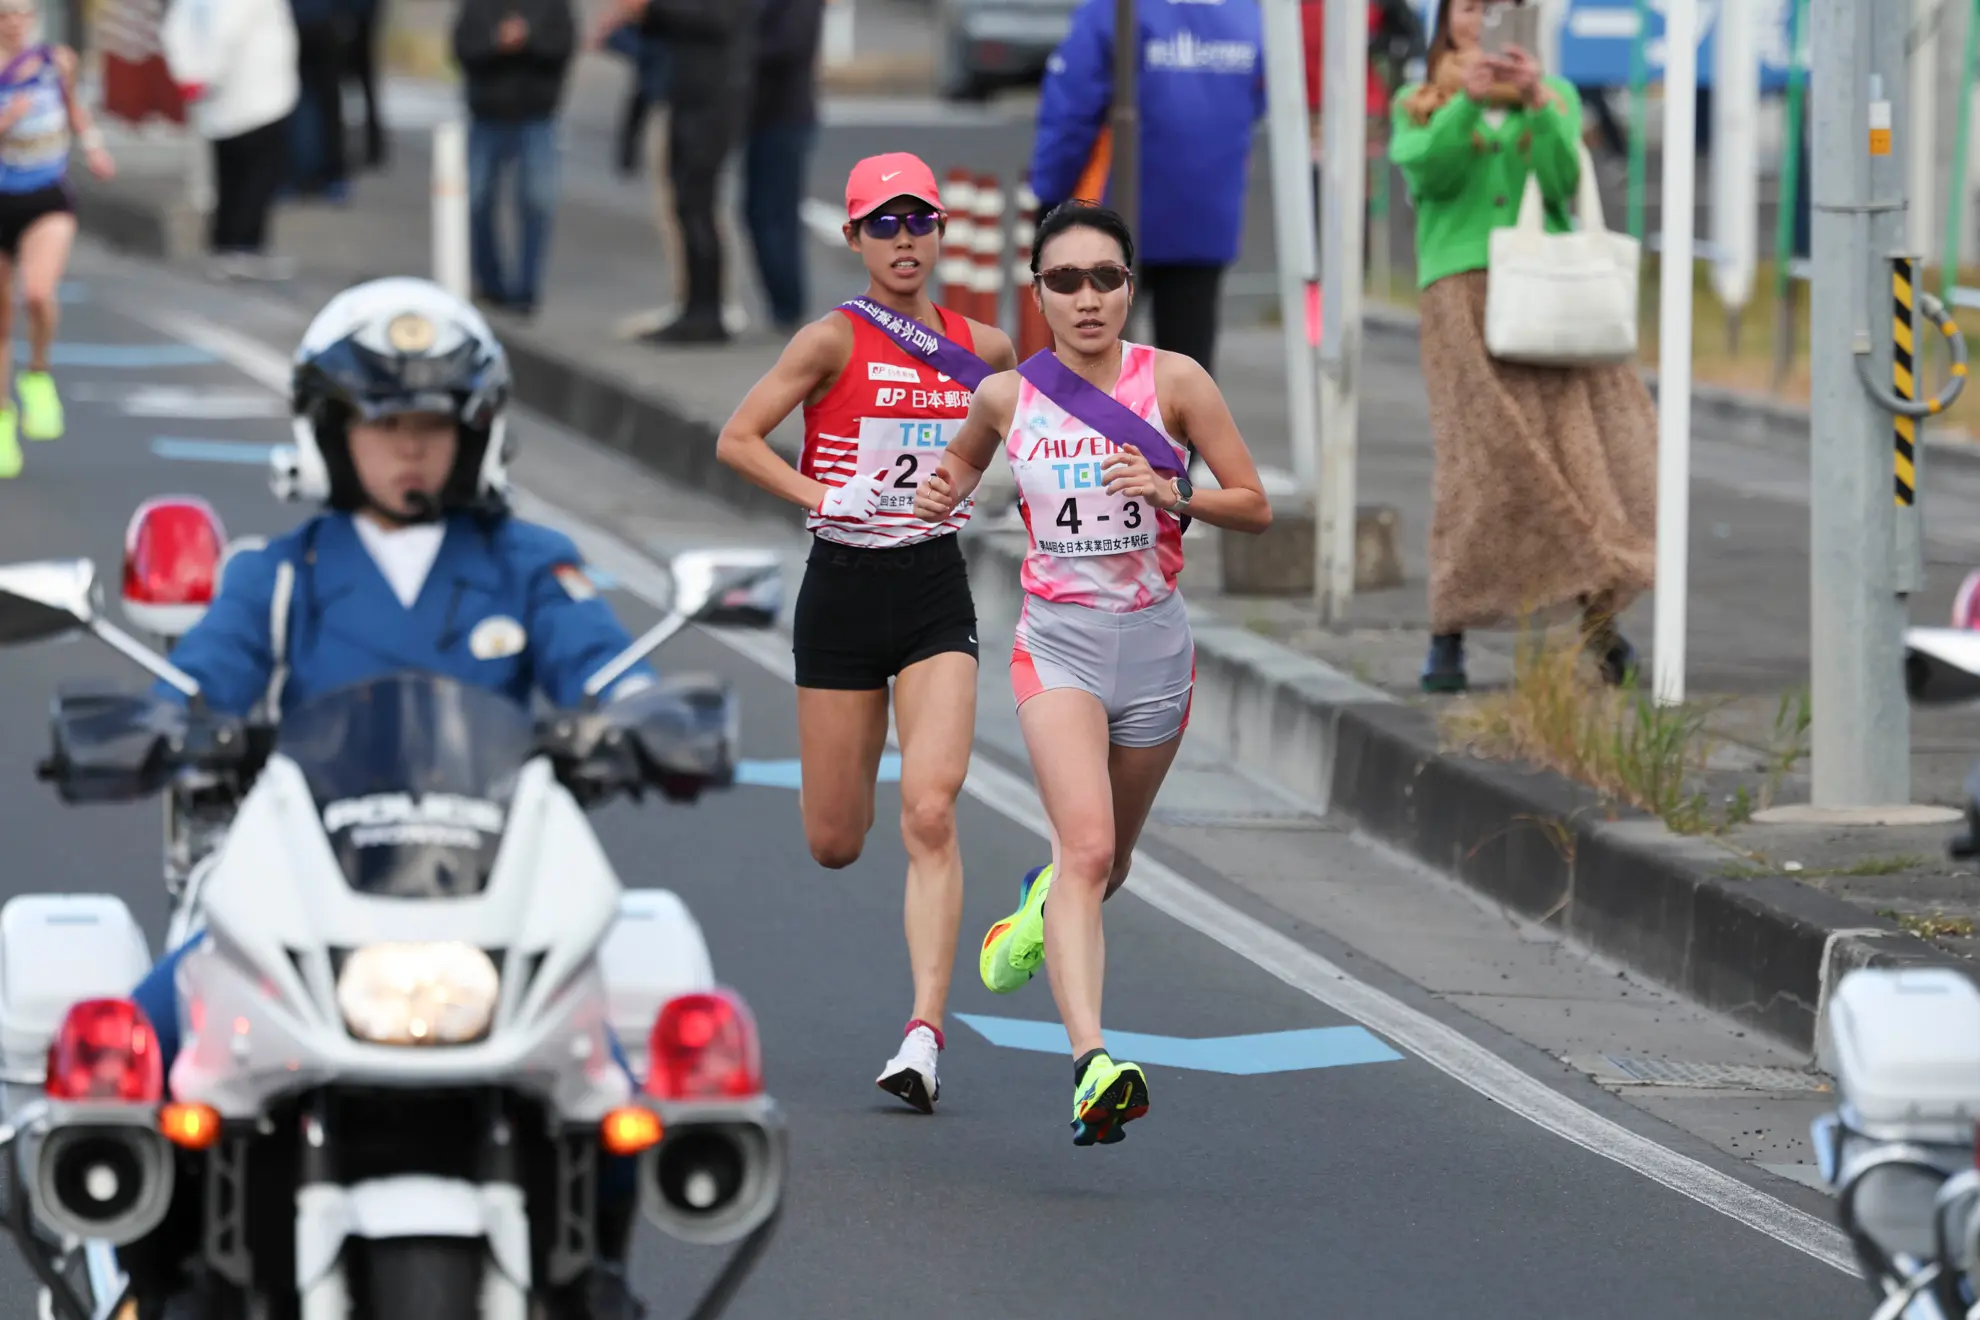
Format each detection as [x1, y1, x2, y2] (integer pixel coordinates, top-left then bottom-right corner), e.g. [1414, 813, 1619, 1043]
[1005, 343, 1196, 748]
[1005, 342, 1188, 613]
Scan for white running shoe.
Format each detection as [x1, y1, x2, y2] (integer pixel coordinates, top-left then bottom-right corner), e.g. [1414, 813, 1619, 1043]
[876, 1021, 942, 1114]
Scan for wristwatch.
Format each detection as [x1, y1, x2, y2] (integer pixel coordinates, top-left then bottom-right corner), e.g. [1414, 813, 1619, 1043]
[1170, 475, 1193, 512]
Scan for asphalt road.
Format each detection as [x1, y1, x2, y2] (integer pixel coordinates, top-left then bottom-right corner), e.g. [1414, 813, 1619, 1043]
[0, 247, 1870, 1318]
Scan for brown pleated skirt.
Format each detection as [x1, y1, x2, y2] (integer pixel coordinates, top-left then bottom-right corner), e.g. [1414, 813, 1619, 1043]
[1417, 269, 1659, 636]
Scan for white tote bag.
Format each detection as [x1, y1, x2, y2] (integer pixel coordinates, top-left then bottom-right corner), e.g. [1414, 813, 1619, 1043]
[1484, 144, 1640, 367]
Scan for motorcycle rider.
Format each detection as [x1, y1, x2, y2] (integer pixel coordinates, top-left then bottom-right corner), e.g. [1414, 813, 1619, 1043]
[120, 276, 657, 1316]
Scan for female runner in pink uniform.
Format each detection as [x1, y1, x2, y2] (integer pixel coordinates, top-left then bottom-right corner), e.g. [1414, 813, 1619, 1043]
[914, 201, 1271, 1145]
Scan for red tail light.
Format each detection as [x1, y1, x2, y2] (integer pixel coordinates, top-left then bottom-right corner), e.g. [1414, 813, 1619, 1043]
[644, 989, 762, 1101]
[45, 999, 164, 1103]
[122, 497, 226, 636]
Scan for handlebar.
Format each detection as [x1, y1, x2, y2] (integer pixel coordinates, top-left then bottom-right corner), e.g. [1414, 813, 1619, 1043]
[34, 676, 741, 810]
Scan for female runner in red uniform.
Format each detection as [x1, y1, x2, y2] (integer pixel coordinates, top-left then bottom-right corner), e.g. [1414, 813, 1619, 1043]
[716, 153, 1017, 1113]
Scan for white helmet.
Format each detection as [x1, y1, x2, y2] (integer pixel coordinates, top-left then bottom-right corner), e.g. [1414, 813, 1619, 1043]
[282, 278, 514, 517]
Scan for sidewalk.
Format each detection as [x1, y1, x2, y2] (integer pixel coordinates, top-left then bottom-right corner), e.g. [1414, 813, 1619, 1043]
[70, 95, 1980, 1058]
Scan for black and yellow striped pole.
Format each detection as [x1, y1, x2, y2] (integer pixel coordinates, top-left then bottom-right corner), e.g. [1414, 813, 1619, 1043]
[1894, 257, 1917, 511]
[1874, 258, 1968, 599]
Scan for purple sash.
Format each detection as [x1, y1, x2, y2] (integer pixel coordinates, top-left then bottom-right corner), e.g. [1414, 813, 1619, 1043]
[839, 298, 994, 390]
[1016, 349, 1191, 533]
[0, 44, 53, 91]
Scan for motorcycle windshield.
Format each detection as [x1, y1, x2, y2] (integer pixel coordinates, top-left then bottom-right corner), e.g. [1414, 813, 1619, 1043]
[279, 673, 536, 899]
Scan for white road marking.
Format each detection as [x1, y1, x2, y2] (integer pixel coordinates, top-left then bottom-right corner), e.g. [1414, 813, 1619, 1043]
[148, 308, 1860, 1281]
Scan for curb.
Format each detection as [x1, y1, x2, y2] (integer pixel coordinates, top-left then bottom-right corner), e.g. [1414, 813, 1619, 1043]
[959, 530, 1969, 1060]
[69, 194, 1972, 1059]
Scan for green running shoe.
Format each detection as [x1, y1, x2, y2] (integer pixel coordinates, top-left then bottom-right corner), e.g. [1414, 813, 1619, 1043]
[17, 370, 61, 441]
[979, 863, 1052, 994]
[0, 407, 20, 478]
[1071, 1052, 1150, 1147]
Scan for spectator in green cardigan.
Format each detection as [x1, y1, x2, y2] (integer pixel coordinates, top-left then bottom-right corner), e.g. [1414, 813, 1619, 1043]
[1389, 0, 1657, 696]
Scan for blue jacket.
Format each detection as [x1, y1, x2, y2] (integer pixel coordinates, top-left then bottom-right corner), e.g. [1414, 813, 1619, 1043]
[1030, 0, 1266, 267]
[156, 511, 656, 718]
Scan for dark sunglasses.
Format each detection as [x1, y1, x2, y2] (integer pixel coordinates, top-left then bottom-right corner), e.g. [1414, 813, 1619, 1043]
[1037, 264, 1130, 295]
[862, 210, 942, 239]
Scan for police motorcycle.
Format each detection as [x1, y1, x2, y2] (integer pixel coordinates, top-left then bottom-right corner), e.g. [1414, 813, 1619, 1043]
[1805, 629, 1980, 1320]
[0, 534, 792, 1320]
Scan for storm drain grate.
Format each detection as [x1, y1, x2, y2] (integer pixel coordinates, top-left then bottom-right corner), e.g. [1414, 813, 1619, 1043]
[1599, 1055, 1832, 1093]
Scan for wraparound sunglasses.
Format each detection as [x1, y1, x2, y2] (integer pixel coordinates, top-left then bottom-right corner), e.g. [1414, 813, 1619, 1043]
[862, 210, 943, 239]
[1037, 264, 1131, 295]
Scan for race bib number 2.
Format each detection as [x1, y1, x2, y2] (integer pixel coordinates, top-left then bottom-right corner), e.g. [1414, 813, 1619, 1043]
[857, 417, 964, 513]
[1027, 459, 1155, 558]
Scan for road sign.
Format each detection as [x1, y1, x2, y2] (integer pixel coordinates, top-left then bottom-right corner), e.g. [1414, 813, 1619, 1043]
[1556, 0, 1806, 89]
[956, 1014, 1405, 1076]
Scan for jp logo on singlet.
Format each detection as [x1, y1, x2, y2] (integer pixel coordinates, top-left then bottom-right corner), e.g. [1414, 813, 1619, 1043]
[857, 417, 967, 514]
[1014, 434, 1158, 558]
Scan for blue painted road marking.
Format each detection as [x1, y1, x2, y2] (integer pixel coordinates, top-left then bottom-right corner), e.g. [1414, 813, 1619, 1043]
[955, 1014, 1405, 1076]
[151, 438, 282, 465]
[734, 755, 902, 789]
[21, 342, 217, 368]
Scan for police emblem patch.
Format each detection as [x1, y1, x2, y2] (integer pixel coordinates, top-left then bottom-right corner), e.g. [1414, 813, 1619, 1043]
[386, 312, 437, 354]
[468, 615, 528, 660]
[553, 564, 598, 601]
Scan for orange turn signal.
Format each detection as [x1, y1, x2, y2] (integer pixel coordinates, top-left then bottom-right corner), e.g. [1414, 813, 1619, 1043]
[159, 1101, 222, 1150]
[600, 1105, 663, 1156]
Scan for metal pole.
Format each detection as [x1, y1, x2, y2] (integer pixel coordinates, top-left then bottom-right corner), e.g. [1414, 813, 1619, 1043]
[1316, 0, 1367, 621]
[1810, 0, 1909, 805]
[1627, 0, 1650, 242]
[1653, 0, 1698, 708]
[1711, 0, 1760, 352]
[823, 0, 855, 68]
[1772, 0, 1809, 390]
[1263, 0, 1321, 491]
[431, 119, 471, 300]
[1110, 0, 1139, 242]
[1908, 0, 1937, 261]
[1943, 0, 1979, 302]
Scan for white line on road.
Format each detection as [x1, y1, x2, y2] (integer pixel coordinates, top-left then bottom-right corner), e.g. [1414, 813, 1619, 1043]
[148, 307, 1860, 1281]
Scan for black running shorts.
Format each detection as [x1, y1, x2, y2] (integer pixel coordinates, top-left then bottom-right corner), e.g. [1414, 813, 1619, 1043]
[793, 533, 980, 690]
[0, 183, 72, 259]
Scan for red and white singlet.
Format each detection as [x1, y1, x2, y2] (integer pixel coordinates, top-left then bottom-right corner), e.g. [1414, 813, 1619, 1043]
[801, 305, 979, 549]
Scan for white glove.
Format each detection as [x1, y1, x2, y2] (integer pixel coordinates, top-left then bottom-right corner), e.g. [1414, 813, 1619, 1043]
[816, 470, 888, 521]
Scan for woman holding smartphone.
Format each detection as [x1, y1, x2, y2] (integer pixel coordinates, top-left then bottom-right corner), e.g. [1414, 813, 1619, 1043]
[1389, 0, 1656, 694]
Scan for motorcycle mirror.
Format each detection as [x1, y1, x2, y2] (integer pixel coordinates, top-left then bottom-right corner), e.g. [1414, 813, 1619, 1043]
[582, 548, 785, 706]
[1906, 628, 1980, 705]
[0, 558, 97, 645]
[669, 548, 784, 629]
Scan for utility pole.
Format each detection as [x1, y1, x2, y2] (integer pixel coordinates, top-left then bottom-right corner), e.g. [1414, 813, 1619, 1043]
[1263, 0, 1321, 491]
[1809, 0, 1909, 804]
[1111, 0, 1139, 242]
[1315, 0, 1367, 622]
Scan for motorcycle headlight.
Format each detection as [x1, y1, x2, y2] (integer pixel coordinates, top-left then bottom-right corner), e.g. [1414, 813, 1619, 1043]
[335, 942, 500, 1046]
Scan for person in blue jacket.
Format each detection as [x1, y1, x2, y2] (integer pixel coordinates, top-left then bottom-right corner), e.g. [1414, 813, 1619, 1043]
[118, 275, 654, 1318]
[1029, 0, 1265, 378]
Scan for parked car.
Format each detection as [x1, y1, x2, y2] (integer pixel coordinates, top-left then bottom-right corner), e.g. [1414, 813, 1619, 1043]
[935, 0, 1079, 101]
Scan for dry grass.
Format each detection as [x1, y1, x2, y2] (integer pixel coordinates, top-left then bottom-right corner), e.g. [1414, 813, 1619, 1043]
[1440, 622, 1725, 833]
[1880, 909, 1978, 941]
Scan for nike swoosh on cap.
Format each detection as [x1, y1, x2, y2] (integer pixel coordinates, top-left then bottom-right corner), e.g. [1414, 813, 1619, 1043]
[881, 172, 901, 181]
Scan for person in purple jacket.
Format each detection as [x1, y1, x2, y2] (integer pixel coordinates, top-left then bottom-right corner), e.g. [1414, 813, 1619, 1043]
[1029, 0, 1265, 379]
